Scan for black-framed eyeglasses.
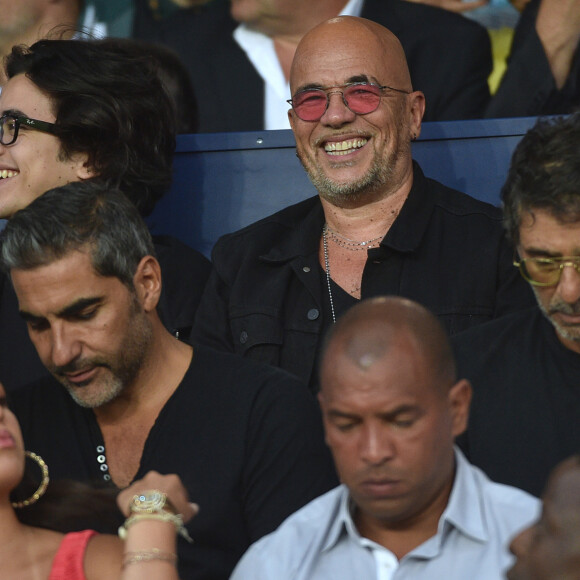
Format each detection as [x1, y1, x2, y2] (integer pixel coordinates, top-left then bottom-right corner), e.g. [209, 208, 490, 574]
[0, 114, 57, 146]
[287, 82, 411, 122]
[514, 256, 580, 287]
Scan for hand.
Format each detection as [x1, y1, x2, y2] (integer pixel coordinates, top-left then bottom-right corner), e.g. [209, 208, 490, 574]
[117, 471, 199, 523]
[403, 0, 489, 14]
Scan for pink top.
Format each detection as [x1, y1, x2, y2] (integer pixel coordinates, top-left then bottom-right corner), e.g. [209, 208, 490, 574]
[49, 529, 97, 580]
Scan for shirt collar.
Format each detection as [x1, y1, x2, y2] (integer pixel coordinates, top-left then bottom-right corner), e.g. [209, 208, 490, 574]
[381, 162, 436, 252]
[321, 447, 489, 555]
[322, 484, 358, 552]
[437, 447, 488, 544]
[259, 160, 433, 263]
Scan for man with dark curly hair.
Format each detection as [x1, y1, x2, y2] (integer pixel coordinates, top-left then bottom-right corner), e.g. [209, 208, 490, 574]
[453, 112, 580, 498]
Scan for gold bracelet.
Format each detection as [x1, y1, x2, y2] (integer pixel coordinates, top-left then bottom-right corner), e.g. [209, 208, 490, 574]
[118, 512, 193, 543]
[123, 548, 177, 568]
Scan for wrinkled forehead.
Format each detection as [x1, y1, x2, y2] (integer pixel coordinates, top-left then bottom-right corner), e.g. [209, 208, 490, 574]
[290, 19, 411, 94]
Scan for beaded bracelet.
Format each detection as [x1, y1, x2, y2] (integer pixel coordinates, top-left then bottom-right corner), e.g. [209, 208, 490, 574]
[118, 512, 193, 543]
[123, 548, 177, 568]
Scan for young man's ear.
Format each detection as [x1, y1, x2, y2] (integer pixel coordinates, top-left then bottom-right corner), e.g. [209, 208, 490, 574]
[75, 155, 95, 180]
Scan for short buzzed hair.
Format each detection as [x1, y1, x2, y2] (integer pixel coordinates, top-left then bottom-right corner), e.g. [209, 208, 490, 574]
[320, 296, 457, 390]
[0, 181, 155, 289]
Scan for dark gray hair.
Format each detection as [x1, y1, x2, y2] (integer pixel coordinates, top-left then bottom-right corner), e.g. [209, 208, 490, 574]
[0, 181, 156, 288]
[501, 112, 580, 245]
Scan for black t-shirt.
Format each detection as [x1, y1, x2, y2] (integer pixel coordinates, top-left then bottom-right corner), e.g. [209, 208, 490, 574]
[452, 306, 580, 497]
[9, 344, 338, 579]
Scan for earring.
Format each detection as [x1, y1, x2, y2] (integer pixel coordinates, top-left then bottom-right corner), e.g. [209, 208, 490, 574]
[12, 451, 50, 508]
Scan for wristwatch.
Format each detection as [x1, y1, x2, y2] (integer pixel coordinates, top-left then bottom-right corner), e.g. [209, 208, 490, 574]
[129, 490, 176, 515]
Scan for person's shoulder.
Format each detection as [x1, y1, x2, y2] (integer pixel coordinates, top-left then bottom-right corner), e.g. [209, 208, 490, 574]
[427, 178, 503, 221]
[456, 450, 541, 532]
[231, 486, 344, 579]
[84, 532, 123, 580]
[188, 344, 313, 400]
[452, 306, 538, 350]
[468, 459, 541, 518]
[259, 485, 342, 541]
[209, 196, 321, 266]
[152, 234, 210, 272]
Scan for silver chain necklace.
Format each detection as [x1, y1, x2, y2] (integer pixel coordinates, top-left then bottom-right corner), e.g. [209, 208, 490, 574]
[322, 223, 384, 323]
[325, 224, 383, 250]
[322, 224, 337, 324]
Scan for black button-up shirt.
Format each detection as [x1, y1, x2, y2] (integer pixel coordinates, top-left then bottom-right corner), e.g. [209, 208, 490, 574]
[193, 163, 535, 391]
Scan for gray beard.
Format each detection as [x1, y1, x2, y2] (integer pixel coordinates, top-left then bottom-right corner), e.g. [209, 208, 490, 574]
[298, 151, 397, 208]
[533, 286, 580, 343]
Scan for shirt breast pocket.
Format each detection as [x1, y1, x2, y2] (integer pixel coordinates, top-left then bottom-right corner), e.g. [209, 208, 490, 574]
[230, 308, 284, 365]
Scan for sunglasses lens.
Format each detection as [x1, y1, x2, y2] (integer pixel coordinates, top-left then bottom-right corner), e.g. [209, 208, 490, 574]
[293, 90, 328, 121]
[292, 84, 383, 121]
[521, 259, 561, 286]
[343, 84, 382, 114]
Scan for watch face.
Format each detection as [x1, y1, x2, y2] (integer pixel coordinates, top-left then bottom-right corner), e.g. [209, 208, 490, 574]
[131, 490, 167, 513]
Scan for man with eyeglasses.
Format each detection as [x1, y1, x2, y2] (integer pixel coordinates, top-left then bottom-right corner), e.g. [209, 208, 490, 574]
[452, 112, 580, 498]
[192, 16, 534, 393]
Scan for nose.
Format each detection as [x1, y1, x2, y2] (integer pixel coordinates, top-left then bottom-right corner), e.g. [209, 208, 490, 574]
[556, 262, 580, 304]
[48, 323, 82, 370]
[320, 91, 357, 127]
[359, 423, 395, 465]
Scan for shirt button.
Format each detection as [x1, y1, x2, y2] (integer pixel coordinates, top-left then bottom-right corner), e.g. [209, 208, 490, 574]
[239, 331, 248, 344]
[303, 266, 311, 272]
[307, 308, 319, 320]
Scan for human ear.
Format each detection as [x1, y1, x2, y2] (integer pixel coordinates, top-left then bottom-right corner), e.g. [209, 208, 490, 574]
[133, 256, 162, 312]
[74, 155, 95, 180]
[448, 379, 472, 437]
[408, 91, 425, 141]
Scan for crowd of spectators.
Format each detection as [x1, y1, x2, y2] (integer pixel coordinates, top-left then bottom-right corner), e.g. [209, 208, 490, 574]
[0, 2, 579, 579]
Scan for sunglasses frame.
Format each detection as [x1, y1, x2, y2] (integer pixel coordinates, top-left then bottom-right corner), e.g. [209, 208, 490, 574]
[287, 82, 410, 122]
[514, 256, 580, 287]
